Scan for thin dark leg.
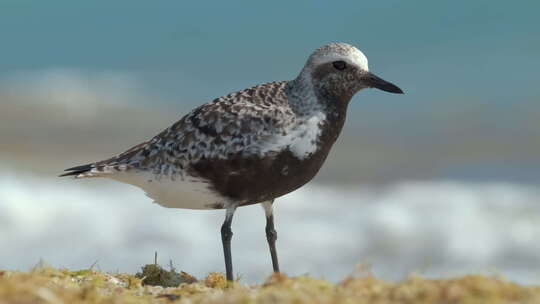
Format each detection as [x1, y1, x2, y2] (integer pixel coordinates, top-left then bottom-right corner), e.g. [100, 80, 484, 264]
[221, 207, 236, 281]
[263, 201, 280, 273]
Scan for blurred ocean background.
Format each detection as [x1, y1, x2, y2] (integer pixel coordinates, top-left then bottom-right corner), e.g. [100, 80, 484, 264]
[1, 1, 539, 283]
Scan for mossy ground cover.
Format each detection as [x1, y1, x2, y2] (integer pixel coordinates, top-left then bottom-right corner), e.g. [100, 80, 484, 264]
[1, 263, 539, 304]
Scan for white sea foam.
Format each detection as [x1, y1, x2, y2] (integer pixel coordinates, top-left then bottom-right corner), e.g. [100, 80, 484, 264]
[1, 171, 540, 283]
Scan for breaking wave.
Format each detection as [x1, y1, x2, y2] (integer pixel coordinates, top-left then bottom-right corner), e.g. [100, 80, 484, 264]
[1, 171, 539, 283]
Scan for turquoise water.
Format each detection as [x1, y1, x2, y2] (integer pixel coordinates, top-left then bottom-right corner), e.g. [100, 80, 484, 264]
[1, 1, 539, 183]
[0, 1, 538, 105]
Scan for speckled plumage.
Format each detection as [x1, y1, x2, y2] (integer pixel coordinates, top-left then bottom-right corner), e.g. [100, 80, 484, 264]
[62, 42, 402, 210]
[87, 81, 298, 174]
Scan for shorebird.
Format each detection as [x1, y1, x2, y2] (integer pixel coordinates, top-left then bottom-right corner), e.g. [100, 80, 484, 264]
[61, 42, 403, 281]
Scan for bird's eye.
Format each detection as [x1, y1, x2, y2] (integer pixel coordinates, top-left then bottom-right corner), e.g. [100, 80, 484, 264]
[332, 60, 347, 71]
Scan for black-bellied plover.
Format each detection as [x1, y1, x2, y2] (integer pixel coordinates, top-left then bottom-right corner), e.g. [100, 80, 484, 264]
[61, 42, 403, 281]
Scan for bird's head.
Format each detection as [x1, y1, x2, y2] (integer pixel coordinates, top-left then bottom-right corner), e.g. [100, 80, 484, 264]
[299, 42, 403, 103]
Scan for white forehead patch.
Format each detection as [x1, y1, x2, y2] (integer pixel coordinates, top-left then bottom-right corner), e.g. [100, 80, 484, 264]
[308, 43, 369, 71]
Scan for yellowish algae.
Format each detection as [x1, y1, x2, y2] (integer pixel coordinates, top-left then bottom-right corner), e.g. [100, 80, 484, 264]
[1, 266, 540, 304]
[135, 264, 197, 287]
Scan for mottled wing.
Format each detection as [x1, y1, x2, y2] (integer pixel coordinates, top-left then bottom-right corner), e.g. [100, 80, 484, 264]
[145, 81, 295, 169]
[62, 81, 294, 178]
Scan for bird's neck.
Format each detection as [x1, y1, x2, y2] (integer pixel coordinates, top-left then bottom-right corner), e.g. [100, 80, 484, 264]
[286, 75, 320, 117]
[286, 75, 349, 151]
[286, 73, 351, 119]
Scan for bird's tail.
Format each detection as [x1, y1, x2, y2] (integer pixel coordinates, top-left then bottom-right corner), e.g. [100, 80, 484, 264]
[60, 163, 101, 178]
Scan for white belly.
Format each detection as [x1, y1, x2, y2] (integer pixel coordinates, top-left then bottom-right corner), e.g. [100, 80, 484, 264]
[109, 170, 228, 210]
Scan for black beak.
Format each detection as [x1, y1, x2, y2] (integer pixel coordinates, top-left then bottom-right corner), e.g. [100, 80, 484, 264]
[364, 72, 404, 94]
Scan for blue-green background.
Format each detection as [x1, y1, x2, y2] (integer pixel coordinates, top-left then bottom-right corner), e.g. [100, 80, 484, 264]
[2, 1, 538, 103]
[2, 0, 539, 183]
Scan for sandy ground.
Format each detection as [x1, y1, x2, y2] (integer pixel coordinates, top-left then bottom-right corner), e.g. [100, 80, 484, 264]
[1, 265, 540, 304]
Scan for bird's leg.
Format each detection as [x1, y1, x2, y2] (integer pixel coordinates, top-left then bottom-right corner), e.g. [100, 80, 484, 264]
[221, 206, 236, 281]
[262, 200, 280, 273]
